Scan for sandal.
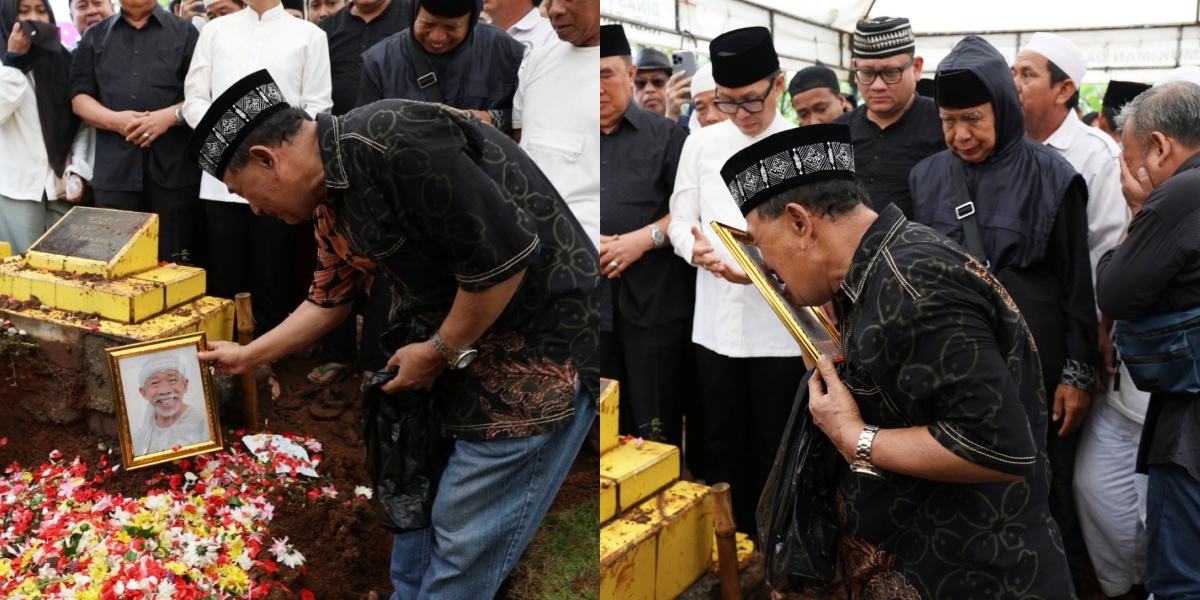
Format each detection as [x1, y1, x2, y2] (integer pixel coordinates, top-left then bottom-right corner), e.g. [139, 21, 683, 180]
[309, 390, 352, 421]
[307, 362, 354, 386]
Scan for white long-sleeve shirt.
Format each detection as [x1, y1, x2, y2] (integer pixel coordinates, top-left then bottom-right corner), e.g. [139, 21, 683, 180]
[0, 66, 62, 201]
[668, 114, 801, 358]
[1043, 110, 1127, 302]
[182, 4, 332, 203]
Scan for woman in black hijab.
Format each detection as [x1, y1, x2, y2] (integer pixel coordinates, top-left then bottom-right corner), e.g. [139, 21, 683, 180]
[0, 0, 81, 252]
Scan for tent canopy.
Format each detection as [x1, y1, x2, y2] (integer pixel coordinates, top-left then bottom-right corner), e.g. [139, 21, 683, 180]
[602, 0, 1200, 83]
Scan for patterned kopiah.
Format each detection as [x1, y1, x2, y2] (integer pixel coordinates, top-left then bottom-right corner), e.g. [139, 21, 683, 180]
[828, 205, 1075, 598]
[727, 141, 854, 209]
[198, 81, 287, 178]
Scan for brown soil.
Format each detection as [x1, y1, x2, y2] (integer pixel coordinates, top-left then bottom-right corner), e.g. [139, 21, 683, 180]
[0, 349, 597, 600]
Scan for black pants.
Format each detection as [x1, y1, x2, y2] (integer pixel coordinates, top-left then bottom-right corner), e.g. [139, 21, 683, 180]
[204, 201, 302, 337]
[94, 182, 200, 265]
[1044, 380, 1091, 581]
[695, 344, 805, 535]
[600, 313, 698, 463]
[319, 275, 392, 373]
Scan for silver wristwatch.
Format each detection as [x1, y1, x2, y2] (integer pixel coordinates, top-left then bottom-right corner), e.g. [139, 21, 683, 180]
[430, 330, 477, 370]
[850, 424, 884, 479]
[648, 224, 666, 248]
[175, 105, 185, 125]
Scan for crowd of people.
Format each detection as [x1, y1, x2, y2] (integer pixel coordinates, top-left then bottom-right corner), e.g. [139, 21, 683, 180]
[604, 14, 1200, 600]
[3, 0, 599, 597]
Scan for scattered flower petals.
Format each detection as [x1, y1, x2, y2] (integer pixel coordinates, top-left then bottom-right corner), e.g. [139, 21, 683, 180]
[354, 485, 373, 499]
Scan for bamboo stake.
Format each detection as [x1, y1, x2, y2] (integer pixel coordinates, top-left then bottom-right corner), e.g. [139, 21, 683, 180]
[711, 482, 743, 600]
[234, 293, 258, 429]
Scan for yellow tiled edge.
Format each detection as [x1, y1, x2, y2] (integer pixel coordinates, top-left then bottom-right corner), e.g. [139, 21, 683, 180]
[601, 498, 660, 600]
[130, 265, 206, 309]
[601, 476, 617, 523]
[655, 480, 715, 600]
[599, 378, 619, 454]
[600, 440, 680, 515]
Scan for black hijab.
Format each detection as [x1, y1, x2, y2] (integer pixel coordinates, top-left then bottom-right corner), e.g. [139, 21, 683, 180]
[0, 0, 79, 177]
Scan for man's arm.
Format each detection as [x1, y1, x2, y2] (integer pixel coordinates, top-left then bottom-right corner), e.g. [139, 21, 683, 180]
[380, 269, 526, 393]
[199, 300, 354, 373]
[299, 28, 334, 116]
[808, 356, 1021, 483]
[181, 17, 214, 127]
[1050, 178, 1099, 436]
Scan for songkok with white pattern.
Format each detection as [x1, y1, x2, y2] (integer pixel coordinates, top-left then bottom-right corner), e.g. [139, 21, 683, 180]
[189, 69, 291, 180]
[721, 123, 856, 217]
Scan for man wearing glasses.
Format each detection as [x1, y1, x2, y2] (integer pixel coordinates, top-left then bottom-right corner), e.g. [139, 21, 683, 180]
[833, 16, 944, 219]
[667, 26, 805, 535]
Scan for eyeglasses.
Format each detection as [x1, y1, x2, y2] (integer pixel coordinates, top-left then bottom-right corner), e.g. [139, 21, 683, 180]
[852, 57, 915, 85]
[713, 82, 774, 115]
[634, 76, 669, 89]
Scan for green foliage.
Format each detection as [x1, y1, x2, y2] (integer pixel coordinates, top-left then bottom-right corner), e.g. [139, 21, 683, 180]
[507, 498, 599, 600]
[1080, 83, 1106, 116]
[0, 325, 38, 387]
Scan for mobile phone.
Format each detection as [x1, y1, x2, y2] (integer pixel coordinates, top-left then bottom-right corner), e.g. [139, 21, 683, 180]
[672, 51, 697, 101]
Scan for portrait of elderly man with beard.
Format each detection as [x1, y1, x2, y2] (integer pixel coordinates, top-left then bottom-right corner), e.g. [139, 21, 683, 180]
[129, 353, 210, 456]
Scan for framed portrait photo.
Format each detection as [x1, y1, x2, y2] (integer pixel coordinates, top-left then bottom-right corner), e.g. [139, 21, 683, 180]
[710, 220, 843, 366]
[105, 332, 223, 470]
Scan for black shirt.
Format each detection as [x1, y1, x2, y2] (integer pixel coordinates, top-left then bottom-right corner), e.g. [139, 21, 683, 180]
[832, 205, 1072, 598]
[599, 104, 692, 330]
[834, 95, 945, 218]
[308, 100, 598, 441]
[69, 8, 200, 191]
[318, 0, 410, 115]
[1097, 151, 1200, 481]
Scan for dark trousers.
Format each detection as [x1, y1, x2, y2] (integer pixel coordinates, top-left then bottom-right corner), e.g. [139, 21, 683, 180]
[1146, 463, 1200, 599]
[600, 313, 698, 468]
[94, 182, 200, 265]
[204, 201, 302, 337]
[696, 344, 805, 535]
[1044, 380, 1091, 581]
[319, 275, 392, 373]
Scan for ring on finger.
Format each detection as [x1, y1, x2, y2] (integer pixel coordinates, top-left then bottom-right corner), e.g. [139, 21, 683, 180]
[608, 260, 619, 270]
[142, 132, 151, 139]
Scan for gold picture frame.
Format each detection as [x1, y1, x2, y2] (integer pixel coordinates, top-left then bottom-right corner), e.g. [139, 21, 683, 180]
[710, 220, 843, 366]
[105, 332, 223, 470]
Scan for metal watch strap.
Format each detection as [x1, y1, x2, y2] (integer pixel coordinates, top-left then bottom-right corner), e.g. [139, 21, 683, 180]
[430, 330, 456, 365]
[649, 224, 666, 249]
[850, 424, 884, 479]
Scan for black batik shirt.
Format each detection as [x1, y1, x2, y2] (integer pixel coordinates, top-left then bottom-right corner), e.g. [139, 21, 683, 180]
[834, 95, 945, 219]
[308, 100, 599, 441]
[831, 205, 1073, 599]
[318, 0, 410, 116]
[69, 8, 200, 191]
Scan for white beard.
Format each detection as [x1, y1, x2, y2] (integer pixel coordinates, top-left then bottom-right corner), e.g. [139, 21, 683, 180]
[152, 392, 183, 419]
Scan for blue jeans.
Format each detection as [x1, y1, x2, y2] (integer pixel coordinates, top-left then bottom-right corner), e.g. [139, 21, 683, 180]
[1146, 463, 1200, 599]
[390, 386, 596, 600]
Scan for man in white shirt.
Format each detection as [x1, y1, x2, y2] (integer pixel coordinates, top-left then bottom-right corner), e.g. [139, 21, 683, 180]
[1012, 31, 1138, 593]
[131, 354, 210, 456]
[667, 26, 804, 534]
[512, 0, 598, 248]
[483, 0, 554, 60]
[182, 0, 331, 337]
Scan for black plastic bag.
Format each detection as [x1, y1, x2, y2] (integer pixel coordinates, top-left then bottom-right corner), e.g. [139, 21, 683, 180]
[359, 319, 454, 533]
[756, 369, 841, 594]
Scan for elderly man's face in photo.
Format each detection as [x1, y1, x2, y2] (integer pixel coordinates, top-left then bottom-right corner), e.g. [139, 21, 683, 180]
[139, 369, 189, 418]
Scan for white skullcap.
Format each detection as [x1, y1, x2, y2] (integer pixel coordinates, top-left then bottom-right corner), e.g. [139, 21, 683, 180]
[1155, 65, 1200, 87]
[691, 62, 716, 97]
[1022, 32, 1086, 85]
[202, 0, 219, 8]
[138, 354, 188, 388]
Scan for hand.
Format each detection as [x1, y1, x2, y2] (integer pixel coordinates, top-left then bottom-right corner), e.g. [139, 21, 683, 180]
[1118, 151, 1155, 216]
[690, 225, 751, 284]
[182, 0, 206, 19]
[599, 229, 653, 279]
[808, 354, 865, 463]
[65, 174, 85, 203]
[7, 23, 30, 55]
[1052, 383, 1090, 436]
[468, 109, 493, 125]
[665, 71, 692, 121]
[820, 300, 839, 328]
[379, 341, 446, 393]
[1095, 324, 1115, 394]
[124, 109, 175, 148]
[198, 340, 255, 376]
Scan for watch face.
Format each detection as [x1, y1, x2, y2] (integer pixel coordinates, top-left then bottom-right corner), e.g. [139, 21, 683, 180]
[454, 350, 478, 370]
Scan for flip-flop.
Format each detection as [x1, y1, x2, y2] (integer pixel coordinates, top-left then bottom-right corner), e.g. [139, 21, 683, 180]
[276, 387, 321, 411]
[307, 362, 354, 386]
[309, 390, 352, 421]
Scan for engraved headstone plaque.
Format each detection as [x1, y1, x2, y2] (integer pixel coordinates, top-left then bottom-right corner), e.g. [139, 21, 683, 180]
[31, 208, 154, 263]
